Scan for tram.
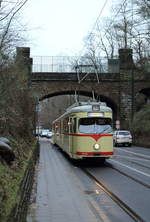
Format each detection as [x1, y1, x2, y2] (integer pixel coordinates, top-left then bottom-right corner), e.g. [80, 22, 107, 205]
[51, 101, 114, 162]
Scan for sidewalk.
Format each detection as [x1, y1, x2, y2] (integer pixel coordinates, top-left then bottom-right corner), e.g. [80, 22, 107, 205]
[27, 139, 99, 222]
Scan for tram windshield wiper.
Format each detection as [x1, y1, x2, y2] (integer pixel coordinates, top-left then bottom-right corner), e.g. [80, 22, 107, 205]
[99, 126, 113, 134]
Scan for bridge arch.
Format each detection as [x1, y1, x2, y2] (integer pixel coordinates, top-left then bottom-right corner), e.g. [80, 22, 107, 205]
[135, 87, 150, 109]
[39, 90, 118, 122]
[139, 87, 150, 98]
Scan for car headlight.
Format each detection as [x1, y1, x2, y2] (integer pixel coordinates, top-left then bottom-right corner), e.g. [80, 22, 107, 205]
[93, 143, 100, 150]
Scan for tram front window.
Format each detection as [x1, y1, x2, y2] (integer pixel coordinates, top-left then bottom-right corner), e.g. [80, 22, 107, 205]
[79, 117, 112, 134]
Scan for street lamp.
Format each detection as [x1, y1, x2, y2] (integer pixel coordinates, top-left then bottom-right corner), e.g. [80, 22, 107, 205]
[36, 103, 40, 141]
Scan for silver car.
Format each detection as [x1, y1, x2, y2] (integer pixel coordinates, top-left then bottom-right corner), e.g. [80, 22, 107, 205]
[47, 131, 53, 138]
[113, 130, 132, 147]
[41, 129, 50, 138]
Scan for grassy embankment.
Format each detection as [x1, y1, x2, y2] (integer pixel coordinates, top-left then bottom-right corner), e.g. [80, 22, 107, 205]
[0, 138, 38, 221]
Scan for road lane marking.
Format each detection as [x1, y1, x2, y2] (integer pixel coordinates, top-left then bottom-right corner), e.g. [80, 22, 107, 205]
[115, 148, 150, 159]
[115, 155, 150, 162]
[110, 159, 150, 177]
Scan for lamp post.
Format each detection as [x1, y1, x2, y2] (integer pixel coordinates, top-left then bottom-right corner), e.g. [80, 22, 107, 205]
[36, 103, 40, 141]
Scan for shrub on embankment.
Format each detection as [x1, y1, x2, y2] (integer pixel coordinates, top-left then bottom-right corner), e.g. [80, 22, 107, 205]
[131, 103, 150, 148]
[0, 55, 39, 220]
[0, 137, 39, 222]
[0, 65, 38, 221]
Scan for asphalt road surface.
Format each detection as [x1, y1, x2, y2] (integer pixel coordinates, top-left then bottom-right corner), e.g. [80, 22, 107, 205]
[27, 138, 150, 222]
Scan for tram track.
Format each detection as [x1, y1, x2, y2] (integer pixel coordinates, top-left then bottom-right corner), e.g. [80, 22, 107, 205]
[106, 161, 150, 189]
[81, 167, 146, 222]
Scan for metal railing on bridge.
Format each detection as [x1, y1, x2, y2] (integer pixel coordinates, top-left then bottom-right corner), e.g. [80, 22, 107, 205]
[32, 56, 110, 73]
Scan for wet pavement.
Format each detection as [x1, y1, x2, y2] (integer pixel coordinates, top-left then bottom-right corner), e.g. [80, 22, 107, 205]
[27, 140, 150, 222]
[27, 139, 101, 222]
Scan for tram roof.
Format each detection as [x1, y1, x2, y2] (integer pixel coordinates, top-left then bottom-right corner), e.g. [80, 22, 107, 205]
[67, 102, 111, 112]
[53, 101, 112, 123]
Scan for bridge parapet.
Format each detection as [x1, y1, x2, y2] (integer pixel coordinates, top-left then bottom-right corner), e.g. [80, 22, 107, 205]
[32, 56, 110, 73]
[31, 72, 120, 82]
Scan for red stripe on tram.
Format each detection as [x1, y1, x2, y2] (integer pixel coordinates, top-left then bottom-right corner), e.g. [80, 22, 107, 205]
[69, 133, 113, 142]
[76, 152, 114, 156]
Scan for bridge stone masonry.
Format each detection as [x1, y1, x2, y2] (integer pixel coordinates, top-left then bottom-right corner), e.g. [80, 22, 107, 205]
[16, 47, 150, 129]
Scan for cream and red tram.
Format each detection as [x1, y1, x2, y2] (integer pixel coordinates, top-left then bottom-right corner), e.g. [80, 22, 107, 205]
[52, 102, 113, 161]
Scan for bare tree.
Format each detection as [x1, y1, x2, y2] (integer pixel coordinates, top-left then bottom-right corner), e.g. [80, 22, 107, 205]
[0, 0, 28, 64]
[96, 20, 118, 59]
[0, 0, 36, 140]
[97, 0, 150, 67]
[134, 0, 150, 19]
[131, 0, 150, 67]
[76, 0, 150, 72]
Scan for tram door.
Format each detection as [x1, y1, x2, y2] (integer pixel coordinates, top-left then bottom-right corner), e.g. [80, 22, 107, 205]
[69, 117, 76, 155]
[61, 120, 64, 146]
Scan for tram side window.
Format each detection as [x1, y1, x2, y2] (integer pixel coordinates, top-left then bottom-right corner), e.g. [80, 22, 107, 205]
[64, 117, 69, 133]
[52, 124, 54, 131]
[62, 120, 64, 133]
[70, 118, 76, 133]
[73, 118, 76, 133]
[59, 121, 61, 133]
[60, 121, 62, 134]
[55, 122, 59, 133]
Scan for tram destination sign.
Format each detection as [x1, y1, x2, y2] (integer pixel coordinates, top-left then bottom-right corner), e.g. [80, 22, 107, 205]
[88, 112, 104, 117]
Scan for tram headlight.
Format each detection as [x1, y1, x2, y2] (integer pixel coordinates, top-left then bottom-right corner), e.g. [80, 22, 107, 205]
[93, 143, 100, 150]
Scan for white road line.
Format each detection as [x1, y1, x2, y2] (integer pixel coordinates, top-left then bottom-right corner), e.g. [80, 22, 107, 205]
[115, 155, 150, 162]
[110, 159, 150, 178]
[115, 148, 150, 159]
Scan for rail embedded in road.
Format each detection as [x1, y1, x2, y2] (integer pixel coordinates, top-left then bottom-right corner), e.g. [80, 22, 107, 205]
[81, 168, 146, 222]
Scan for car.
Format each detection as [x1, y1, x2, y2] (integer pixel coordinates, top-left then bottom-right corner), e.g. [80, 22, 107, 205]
[113, 130, 132, 147]
[33, 127, 42, 136]
[40, 129, 50, 138]
[46, 131, 53, 138]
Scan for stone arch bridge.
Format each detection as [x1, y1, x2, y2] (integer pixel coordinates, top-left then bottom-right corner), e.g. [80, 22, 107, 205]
[16, 47, 150, 129]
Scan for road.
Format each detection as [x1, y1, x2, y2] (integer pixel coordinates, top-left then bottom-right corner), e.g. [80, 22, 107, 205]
[27, 138, 150, 222]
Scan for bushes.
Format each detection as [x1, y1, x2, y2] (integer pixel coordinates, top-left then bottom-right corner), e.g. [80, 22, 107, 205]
[0, 3, 38, 219]
[0, 139, 38, 222]
[131, 103, 150, 147]
[0, 162, 21, 220]
[132, 104, 150, 135]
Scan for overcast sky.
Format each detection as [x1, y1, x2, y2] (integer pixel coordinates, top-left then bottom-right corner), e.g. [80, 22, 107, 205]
[22, 0, 112, 56]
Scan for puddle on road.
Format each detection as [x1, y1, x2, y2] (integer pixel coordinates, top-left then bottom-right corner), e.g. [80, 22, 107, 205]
[84, 190, 101, 195]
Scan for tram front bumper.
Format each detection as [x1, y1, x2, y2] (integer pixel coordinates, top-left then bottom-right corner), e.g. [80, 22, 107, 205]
[73, 151, 114, 159]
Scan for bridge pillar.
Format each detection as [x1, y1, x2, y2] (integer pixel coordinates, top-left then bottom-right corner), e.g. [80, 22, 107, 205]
[119, 48, 135, 129]
[16, 47, 33, 87]
[15, 47, 37, 132]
